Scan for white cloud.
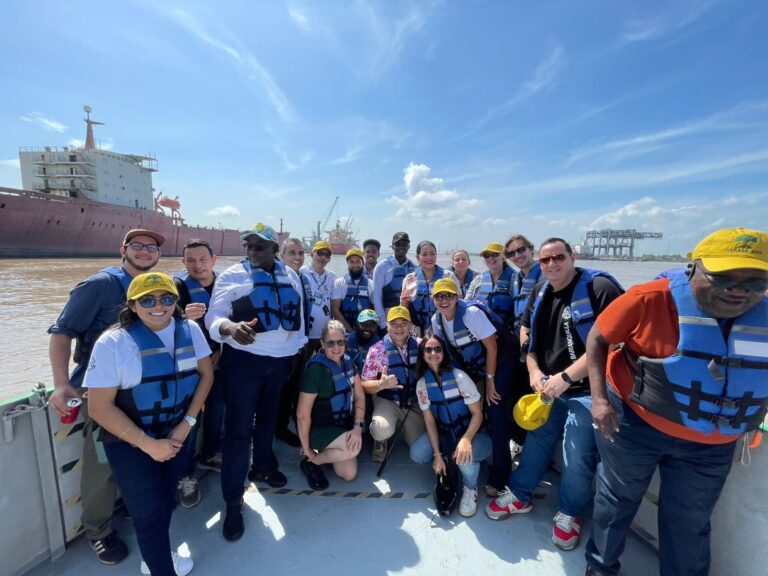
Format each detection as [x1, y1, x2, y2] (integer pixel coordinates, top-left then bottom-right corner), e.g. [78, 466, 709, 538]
[288, 6, 310, 32]
[621, 0, 720, 44]
[387, 163, 482, 226]
[483, 217, 508, 227]
[368, 7, 428, 80]
[0, 159, 20, 168]
[169, 8, 296, 122]
[20, 112, 67, 133]
[207, 204, 241, 218]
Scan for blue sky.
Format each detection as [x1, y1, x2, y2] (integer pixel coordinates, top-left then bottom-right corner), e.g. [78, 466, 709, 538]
[1, 0, 766, 255]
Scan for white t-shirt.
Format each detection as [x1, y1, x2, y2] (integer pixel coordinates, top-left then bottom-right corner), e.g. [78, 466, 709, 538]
[301, 265, 343, 339]
[84, 319, 211, 390]
[432, 305, 496, 347]
[415, 368, 481, 411]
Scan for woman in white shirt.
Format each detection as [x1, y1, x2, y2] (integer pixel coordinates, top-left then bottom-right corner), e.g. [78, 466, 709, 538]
[85, 273, 213, 576]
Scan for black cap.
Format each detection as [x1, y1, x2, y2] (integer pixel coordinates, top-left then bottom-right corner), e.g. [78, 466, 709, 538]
[392, 232, 410, 244]
[363, 238, 381, 250]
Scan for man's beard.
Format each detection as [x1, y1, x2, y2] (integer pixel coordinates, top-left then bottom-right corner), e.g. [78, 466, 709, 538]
[124, 253, 157, 272]
[349, 268, 364, 280]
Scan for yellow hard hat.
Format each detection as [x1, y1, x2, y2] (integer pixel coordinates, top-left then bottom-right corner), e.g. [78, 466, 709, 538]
[513, 393, 554, 431]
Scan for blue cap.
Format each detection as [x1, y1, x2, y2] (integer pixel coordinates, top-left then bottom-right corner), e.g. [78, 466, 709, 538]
[240, 222, 279, 244]
[357, 309, 379, 324]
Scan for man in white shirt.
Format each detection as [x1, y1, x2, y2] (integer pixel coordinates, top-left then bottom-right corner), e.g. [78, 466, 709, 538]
[301, 240, 343, 351]
[205, 222, 307, 542]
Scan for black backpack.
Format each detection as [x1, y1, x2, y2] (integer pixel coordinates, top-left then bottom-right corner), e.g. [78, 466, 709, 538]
[433, 456, 460, 516]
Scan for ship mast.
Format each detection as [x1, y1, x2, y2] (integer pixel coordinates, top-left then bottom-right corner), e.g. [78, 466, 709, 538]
[83, 105, 104, 150]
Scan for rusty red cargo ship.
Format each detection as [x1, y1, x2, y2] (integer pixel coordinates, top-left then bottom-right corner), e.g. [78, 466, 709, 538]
[0, 106, 243, 257]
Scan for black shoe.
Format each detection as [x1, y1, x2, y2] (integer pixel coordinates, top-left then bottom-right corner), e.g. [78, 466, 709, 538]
[276, 428, 301, 447]
[90, 530, 129, 565]
[248, 467, 288, 488]
[300, 457, 329, 490]
[223, 502, 244, 542]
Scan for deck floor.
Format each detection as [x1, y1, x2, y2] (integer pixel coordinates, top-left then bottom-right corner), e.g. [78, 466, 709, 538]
[28, 437, 658, 576]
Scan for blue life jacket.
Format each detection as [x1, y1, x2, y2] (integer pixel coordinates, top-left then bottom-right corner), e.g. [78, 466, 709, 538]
[347, 330, 381, 374]
[175, 272, 214, 305]
[410, 266, 445, 332]
[628, 275, 768, 436]
[378, 335, 419, 408]
[381, 256, 416, 309]
[230, 261, 302, 332]
[528, 268, 622, 352]
[476, 264, 515, 325]
[425, 369, 472, 449]
[103, 266, 133, 294]
[451, 267, 475, 297]
[432, 300, 508, 380]
[340, 273, 370, 328]
[307, 352, 355, 428]
[512, 262, 542, 334]
[654, 267, 688, 281]
[113, 320, 200, 440]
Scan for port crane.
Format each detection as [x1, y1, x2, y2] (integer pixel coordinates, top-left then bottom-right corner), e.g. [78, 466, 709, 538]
[582, 228, 663, 259]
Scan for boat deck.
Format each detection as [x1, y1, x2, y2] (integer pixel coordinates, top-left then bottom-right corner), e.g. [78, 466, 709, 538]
[27, 438, 658, 576]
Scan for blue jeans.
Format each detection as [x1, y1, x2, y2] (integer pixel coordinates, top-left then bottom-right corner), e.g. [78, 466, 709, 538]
[220, 348, 292, 505]
[585, 388, 736, 576]
[105, 434, 194, 576]
[410, 431, 492, 488]
[508, 391, 597, 517]
[486, 358, 515, 489]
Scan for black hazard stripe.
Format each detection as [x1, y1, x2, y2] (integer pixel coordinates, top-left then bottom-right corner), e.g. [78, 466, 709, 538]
[61, 458, 83, 474]
[54, 421, 86, 441]
[259, 487, 432, 499]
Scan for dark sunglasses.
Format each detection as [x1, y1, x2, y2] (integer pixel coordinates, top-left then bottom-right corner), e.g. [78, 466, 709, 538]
[483, 253, 501, 260]
[505, 246, 528, 257]
[539, 253, 568, 266]
[137, 294, 178, 309]
[324, 339, 345, 348]
[424, 346, 443, 355]
[703, 272, 768, 293]
[243, 243, 270, 252]
[315, 251, 332, 259]
[126, 241, 159, 253]
[434, 293, 456, 301]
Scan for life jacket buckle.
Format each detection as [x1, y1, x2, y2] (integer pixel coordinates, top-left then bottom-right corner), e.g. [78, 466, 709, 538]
[706, 358, 725, 381]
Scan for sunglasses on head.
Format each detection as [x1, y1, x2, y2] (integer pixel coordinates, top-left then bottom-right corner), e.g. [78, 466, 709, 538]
[434, 293, 456, 301]
[137, 294, 178, 309]
[324, 339, 345, 348]
[424, 346, 443, 355]
[126, 241, 159, 253]
[505, 246, 528, 257]
[703, 272, 768, 293]
[539, 253, 568, 266]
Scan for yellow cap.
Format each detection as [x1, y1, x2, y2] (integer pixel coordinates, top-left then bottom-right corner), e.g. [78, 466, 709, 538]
[432, 278, 458, 295]
[513, 393, 554, 431]
[479, 242, 504, 257]
[346, 247, 365, 260]
[688, 228, 768, 272]
[312, 240, 333, 253]
[387, 306, 411, 322]
[127, 272, 179, 301]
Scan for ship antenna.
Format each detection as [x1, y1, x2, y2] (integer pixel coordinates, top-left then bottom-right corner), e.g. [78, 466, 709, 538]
[83, 105, 105, 150]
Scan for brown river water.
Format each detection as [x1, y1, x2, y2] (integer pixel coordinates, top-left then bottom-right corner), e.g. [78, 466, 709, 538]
[0, 255, 673, 402]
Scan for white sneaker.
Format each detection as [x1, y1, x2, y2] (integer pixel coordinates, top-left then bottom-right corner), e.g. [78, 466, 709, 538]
[458, 486, 478, 517]
[509, 439, 523, 459]
[140, 551, 194, 576]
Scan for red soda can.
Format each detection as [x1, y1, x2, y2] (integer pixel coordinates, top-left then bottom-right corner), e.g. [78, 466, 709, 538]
[60, 397, 83, 424]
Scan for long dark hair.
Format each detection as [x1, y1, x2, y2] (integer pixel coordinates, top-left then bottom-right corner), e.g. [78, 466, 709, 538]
[118, 300, 184, 328]
[416, 333, 453, 380]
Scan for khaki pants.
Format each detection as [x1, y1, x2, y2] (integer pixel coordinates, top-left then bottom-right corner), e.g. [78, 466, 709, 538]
[369, 396, 425, 446]
[80, 399, 118, 540]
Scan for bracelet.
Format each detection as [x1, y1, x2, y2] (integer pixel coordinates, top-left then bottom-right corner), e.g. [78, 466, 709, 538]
[133, 430, 145, 449]
[118, 426, 133, 442]
[354, 420, 365, 429]
[486, 374, 495, 380]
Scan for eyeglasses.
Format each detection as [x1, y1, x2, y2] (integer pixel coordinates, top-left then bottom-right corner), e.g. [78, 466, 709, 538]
[505, 246, 528, 257]
[315, 251, 332, 259]
[539, 253, 568, 266]
[324, 339, 345, 348]
[703, 272, 768, 293]
[126, 241, 159, 253]
[424, 346, 443, 355]
[483, 253, 501, 260]
[434, 293, 456, 301]
[137, 294, 178, 309]
[243, 243, 270, 252]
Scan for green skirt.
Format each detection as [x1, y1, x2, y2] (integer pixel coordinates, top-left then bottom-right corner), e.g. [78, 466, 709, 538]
[310, 425, 348, 452]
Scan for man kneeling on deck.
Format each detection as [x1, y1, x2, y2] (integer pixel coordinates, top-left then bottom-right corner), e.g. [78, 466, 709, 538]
[485, 237, 623, 552]
[584, 228, 768, 576]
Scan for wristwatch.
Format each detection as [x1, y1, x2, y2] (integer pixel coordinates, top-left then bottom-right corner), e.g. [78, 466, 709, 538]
[354, 420, 365, 429]
[561, 372, 575, 385]
[184, 415, 197, 427]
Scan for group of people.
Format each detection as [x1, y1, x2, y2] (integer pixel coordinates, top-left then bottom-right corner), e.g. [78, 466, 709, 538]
[47, 224, 768, 576]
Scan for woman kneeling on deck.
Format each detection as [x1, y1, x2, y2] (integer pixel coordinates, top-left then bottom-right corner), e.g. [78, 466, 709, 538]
[410, 334, 492, 517]
[84, 273, 213, 576]
[297, 320, 366, 490]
